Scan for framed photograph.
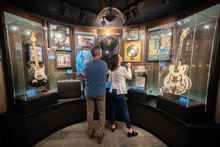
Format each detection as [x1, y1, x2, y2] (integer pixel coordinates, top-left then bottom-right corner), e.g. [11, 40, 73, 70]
[124, 41, 142, 62]
[76, 34, 95, 50]
[127, 28, 139, 41]
[49, 24, 71, 51]
[26, 43, 44, 62]
[148, 27, 172, 61]
[56, 51, 72, 68]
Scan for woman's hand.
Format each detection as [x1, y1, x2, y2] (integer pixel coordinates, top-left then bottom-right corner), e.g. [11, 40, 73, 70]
[127, 62, 131, 68]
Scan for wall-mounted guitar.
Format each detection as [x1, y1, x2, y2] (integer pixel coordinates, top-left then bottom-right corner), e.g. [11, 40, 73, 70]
[29, 32, 48, 87]
[163, 28, 192, 95]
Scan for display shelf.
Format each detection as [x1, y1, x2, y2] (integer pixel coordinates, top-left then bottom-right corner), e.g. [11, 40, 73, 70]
[157, 96, 205, 122]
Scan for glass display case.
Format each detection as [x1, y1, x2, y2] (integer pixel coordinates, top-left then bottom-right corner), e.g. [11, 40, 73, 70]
[4, 12, 48, 101]
[4, 12, 75, 101]
[158, 5, 220, 108]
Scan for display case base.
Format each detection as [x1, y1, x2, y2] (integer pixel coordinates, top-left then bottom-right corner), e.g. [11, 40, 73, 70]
[157, 96, 205, 122]
[127, 89, 148, 103]
[15, 92, 58, 114]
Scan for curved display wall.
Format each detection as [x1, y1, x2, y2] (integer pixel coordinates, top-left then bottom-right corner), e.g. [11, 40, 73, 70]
[0, 2, 220, 147]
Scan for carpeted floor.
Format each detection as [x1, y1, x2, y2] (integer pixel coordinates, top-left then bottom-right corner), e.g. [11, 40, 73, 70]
[34, 121, 167, 147]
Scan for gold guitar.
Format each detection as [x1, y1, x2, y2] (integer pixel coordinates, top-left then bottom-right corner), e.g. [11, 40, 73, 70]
[29, 32, 48, 87]
[163, 28, 192, 95]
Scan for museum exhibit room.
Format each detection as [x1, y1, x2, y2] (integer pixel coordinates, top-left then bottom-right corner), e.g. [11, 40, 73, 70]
[1, 0, 220, 146]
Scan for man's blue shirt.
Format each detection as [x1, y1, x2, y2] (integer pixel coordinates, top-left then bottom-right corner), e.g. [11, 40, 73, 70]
[84, 59, 108, 98]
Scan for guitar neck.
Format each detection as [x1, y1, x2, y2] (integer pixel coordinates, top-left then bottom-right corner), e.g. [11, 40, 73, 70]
[174, 40, 183, 71]
[32, 42, 40, 68]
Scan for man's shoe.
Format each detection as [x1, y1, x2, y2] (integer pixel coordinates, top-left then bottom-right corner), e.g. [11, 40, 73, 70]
[88, 129, 95, 139]
[127, 130, 138, 137]
[97, 133, 104, 144]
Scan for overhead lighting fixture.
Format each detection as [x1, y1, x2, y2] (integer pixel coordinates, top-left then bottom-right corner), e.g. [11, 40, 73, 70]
[161, 0, 170, 6]
[124, 10, 132, 22]
[105, 9, 116, 22]
[96, 7, 125, 26]
[78, 10, 87, 23]
[101, 16, 106, 26]
[131, 6, 140, 18]
[59, 2, 68, 16]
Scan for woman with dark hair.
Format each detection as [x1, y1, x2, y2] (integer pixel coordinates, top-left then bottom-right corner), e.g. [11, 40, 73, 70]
[108, 54, 138, 137]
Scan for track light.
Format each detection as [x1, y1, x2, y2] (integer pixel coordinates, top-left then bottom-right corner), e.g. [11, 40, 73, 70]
[78, 11, 87, 22]
[101, 16, 106, 25]
[59, 2, 68, 16]
[131, 6, 139, 18]
[105, 8, 116, 22]
[124, 10, 132, 22]
[161, 0, 170, 6]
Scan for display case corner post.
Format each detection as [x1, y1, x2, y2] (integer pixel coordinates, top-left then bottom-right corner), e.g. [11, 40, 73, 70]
[0, 11, 15, 111]
[207, 12, 220, 121]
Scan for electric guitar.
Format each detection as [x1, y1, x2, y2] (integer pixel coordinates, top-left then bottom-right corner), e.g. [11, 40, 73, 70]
[163, 28, 192, 95]
[29, 32, 48, 87]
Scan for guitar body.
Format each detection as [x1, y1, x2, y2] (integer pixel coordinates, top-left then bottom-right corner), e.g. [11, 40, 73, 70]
[164, 63, 192, 95]
[29, 64, 48, 87]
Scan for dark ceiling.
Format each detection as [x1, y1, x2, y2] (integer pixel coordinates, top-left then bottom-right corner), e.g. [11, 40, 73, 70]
[3, 0, 215, 26]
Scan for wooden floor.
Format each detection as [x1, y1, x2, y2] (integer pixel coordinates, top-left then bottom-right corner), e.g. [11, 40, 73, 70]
[34, 121, 167, 147]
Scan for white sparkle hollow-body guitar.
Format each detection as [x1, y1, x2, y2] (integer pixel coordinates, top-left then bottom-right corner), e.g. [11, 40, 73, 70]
[163, 28, 192, 95]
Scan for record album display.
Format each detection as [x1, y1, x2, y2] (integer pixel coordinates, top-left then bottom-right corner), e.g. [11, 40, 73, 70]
[124, 41, 141, 62]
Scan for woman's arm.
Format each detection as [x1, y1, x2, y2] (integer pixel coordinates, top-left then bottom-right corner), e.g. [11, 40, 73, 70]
[123, 67, 132, 80]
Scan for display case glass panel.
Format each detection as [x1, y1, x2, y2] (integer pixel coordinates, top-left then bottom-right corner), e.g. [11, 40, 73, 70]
[4, 12, 47, 101]
[158, 5, 220, 107]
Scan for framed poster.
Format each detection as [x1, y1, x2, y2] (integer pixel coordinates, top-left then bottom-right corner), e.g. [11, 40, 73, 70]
[27, 43, 43, 62]
[148, 27, 172, 61]
[124, 41, 142, 62]
[49, 24, 71, 51]
[76, 34, 95, 50]
[148, 30, 161, 61]
[56, 51, 71, 68]
[127, 28, 139, 41]
[160, 27, 172, 61]
[75, 33, 94, 74]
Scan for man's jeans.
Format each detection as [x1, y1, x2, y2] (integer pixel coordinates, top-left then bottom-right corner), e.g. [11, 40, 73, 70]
[86, 96, 106, 137]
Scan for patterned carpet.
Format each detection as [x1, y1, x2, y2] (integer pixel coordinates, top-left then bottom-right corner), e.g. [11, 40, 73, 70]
[34, 121, 167, 147]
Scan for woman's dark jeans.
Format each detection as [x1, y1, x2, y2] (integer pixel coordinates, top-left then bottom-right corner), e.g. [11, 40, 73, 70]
[109, 89, 131, 128]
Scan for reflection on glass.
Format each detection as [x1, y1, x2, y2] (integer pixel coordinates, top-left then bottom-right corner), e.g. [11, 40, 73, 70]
[158, 4, 220, 108]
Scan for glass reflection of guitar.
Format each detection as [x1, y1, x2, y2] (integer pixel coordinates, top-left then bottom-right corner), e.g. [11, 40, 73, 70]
[29, 32, 48, 87]
[164, 28, 192, 95]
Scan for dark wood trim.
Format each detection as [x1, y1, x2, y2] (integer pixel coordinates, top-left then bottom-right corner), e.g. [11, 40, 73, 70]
[206, 12, 220, 121]
[0, 11, 14, 111]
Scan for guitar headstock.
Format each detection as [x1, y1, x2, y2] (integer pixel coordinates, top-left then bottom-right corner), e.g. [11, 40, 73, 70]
[180, 28, 190, 41]
[30, 32, 37, 43]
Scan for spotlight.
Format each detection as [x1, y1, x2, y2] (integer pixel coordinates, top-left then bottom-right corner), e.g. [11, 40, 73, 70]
[131, 6, 139, 17]
[59, 2, 68, 15]
[101, 17, 106, 25]
[78, 11, 87, 22]
[124, 10, 132, 22]
[105, 12, 116, 22]
[161, 0, 170, 6]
